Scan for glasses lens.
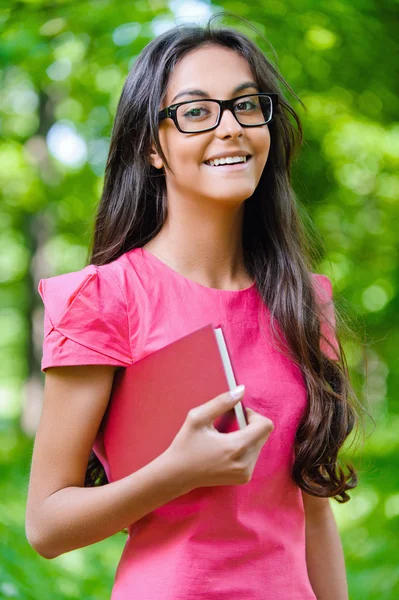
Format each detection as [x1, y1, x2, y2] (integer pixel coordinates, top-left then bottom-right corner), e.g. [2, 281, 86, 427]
[233, 95, 272, 126]
[175, 95, 272, 132]
[176, 100, 220, 133]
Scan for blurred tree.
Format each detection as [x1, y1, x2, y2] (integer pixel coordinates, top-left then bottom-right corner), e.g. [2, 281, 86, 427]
[0, 1, 397, 598]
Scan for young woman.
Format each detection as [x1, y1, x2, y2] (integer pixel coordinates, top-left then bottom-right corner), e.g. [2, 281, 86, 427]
[26, 16, 361, 600]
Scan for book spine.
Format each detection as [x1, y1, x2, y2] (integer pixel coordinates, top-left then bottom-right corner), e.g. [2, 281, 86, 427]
[214, 327, 247, 429]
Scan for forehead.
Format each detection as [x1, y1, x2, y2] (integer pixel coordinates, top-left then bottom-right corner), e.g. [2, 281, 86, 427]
[164, 45, 255, 104]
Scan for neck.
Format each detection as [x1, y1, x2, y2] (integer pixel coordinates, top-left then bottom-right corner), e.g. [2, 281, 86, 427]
[143, 203, 252, 290]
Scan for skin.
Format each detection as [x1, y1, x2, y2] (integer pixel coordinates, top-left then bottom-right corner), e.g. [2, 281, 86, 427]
[303, 493, 349, 599]
[145, 44, 271, 290]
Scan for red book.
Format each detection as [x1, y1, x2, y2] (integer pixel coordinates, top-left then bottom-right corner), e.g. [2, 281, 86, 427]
[102, 323, 248, 482]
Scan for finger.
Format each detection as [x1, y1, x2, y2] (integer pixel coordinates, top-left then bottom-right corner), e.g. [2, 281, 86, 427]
[227, 412, 274, 444]
[189, 388, 245, 426]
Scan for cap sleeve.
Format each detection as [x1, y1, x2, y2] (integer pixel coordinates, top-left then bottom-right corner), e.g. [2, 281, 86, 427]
[38, 265, 132, 372]
[311, 274, 340, 361]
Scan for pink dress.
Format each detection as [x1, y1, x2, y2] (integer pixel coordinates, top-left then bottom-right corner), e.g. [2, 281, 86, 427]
[38, 247, 338, 600]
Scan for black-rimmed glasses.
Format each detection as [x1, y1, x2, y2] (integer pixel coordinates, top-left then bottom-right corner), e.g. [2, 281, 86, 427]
[158, 93, 279, 133]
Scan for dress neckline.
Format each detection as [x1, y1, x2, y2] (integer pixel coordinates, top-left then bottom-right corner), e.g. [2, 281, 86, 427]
[139, 247, 257, 295]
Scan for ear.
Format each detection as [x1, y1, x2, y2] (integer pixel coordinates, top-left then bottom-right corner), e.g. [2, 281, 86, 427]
[149, 143, 164, 170]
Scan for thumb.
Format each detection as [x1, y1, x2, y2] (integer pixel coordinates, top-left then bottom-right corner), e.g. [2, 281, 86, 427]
[191, 385, 246, 426]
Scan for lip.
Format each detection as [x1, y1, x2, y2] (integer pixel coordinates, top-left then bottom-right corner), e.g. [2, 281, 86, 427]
[203, 155, 253, 172]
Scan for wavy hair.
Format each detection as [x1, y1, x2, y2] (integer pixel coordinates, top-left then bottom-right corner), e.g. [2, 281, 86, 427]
[85, 14, 366, 502]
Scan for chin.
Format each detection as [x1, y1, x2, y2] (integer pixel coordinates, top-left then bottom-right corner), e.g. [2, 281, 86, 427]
[209, 185, 255, 202]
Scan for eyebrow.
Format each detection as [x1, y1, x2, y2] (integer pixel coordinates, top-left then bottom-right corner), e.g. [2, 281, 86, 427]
[170, 81, 260, 104]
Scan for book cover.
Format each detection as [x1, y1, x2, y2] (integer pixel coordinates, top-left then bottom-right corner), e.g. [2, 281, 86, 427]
[102, 323, 247, 482]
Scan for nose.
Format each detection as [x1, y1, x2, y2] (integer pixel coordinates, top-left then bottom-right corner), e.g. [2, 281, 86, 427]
[214, 107, 244, 139]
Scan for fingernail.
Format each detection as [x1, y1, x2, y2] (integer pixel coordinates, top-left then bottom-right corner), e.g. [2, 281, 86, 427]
[230, 384, 245, 400]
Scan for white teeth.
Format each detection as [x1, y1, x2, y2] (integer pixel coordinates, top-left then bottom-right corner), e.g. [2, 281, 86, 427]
[207, 155, 248, 167]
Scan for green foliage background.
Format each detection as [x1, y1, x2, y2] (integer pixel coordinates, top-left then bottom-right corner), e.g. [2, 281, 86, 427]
[0, 1, 398, 598]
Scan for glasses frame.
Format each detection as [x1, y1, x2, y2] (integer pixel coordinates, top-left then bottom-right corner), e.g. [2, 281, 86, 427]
[158, 92, 279, 134]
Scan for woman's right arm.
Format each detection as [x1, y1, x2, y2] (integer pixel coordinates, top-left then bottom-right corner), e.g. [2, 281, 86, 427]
[26, 365, 273, 560]
[25, 365, 192, 560]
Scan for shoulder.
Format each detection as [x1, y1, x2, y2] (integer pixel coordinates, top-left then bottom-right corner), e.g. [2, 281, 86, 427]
[37, 258, 137, 370]
[310, 274, 339, 360]
[38, 262, 127, 325]
[37, 249, 147, 312]
[310, 273, 333, 304]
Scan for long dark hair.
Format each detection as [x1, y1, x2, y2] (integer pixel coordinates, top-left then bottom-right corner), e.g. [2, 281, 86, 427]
[85, 14, 366, 502]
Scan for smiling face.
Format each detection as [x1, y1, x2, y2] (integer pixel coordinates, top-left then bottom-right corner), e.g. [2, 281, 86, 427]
[150, 44, 271, 208]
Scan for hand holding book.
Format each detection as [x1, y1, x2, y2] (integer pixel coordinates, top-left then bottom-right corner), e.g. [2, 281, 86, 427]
[165, 384, 274, 491]
[100, 323, 274, 486]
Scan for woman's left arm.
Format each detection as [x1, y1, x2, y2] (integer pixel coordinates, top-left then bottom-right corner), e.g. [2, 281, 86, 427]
[302, 491, 349, 600]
